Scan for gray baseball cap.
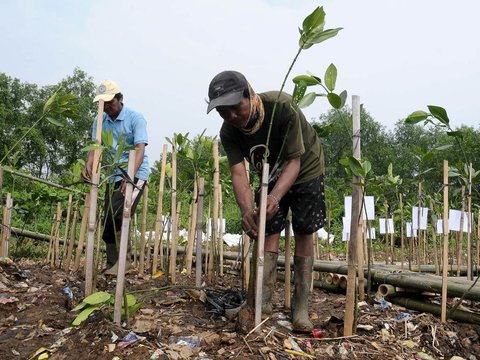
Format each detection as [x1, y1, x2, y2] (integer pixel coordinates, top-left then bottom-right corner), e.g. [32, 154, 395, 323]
[207, 70, 248, 114]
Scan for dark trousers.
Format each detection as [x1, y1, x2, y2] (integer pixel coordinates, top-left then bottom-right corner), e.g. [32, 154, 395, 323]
[102, 178, 146, 244]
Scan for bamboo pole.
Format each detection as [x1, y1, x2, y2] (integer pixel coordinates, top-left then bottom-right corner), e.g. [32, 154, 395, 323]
[85, 100, 105, 296]
[165, 214, 171, 272]
[0, 193, 12, 257]
[400, 193, 405, 269]
[152, 144, 168, 275]
[95, 218, 102, 269]
[60, 194, 73, 264]
[145, 230, 153, 271]
[284, 217, 292, 310]
[132, 214, 138, 267]
[195, 178, 205, 287]
[53, 202, 62, 267]
[205, 203, 211, 278]
[170, 201, 181, 283]
[45, 213, 56, 265]
[326, 201, 331, 261]
[467, 163, 473, 280]
[243, 160, 251, 290]
[73, 194, 91, 272]
[441, 160, 449, 322]
[390, 215, 395, 265]
[458, 186, 465, 276]
[384, 202, 389, 265]
[344, 95, 361, 336]
[211, 141, 220, 281]
[139, 184, 149, 275]
[254, 164, 269, 329]
[219, 184, 224, 276]
[430, 200, 440, 276]
[169, 140, 177, 282]
[185, 178, 198, 275]
[417, 182, 422, 267]
[477, 212, 480, 273]
[113, 150, 136, 325]
[64, 202, 79, 271]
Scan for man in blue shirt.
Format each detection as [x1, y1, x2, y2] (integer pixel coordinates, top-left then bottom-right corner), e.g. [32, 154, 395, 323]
[81, 80, 149, 275]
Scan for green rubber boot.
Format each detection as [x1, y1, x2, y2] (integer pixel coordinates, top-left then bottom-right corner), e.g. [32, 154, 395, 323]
[262, 252, 278, 315]
[105, 231, 132, 276]
[292, 255, 314, 333]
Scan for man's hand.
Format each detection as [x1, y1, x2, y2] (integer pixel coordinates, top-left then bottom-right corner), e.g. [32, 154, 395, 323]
[242, 208, 259, 239]
[81, 165, 92, 182]
[265, 194, 281, 221]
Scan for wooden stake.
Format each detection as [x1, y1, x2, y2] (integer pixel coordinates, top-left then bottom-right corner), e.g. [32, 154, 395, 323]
[95, 218, 102, 269]
[254, 164, 269, 329]
[85, 100, 104, 296]
[73, 194, 91, 272]
[53, 202, 62, 267]
[153, 144, 168, 274]
[467, 163, 473, 280]
[243, 160, 251, 290]
[390, 214, 395, 265]
[0, 193, 12, 257]
[441, 160, 449, 323]
[64, 202, 79, 271]
[430, 200, 440, 275]
[169, 140, 177, 282]
[399, 193, 405, 269]
[284, 217, 292, 310]
[211, 141, 220, 281]
[344, 95, 361, 336]
[45, 213, 56, 265]
[139, 184, 149, 275]
[60, 194, 73, 264]
[114, 150, 136, 325]
[133, 214, 138, 267]
[458, 186, 465, 277]
[170, 201, 181, 283]
[185, 178, 198, 275]
[384, 201, 389, 265]
[195, 178, 205, 288]
[219, 184, 224, 276]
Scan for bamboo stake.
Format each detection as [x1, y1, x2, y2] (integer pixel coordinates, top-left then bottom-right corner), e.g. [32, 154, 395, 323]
[441, 160, 449, 323]
[145, 230, 153, 271]
[114, 150, 136, 325]
[390, 215, 395, 265]
[170, 201, 181, 283]
[417, 182, 422, 267]
[477, 212, 480, 273]
[344, 95, 361, 335]
[244, 160, 251, 290]
[254, 164, 269, 329]
[139, 184, 149, 275]
[64, 202, 79, 271]
[458, 186, 465, 277]
[284, 217, 292, 310]
[399, 193, 405, 269]
[211, 141, 220, 281]
[133, 214, 138, 267]
[384, 202, 389, 265]
[219, 184, 224, 276]
[467, 163, 473, 280]
[169, 140, 177, 282]
[45, 213, 56, 265]
[185, 178, 198, 275]
[95, 218, 102, 269]
[152, 144, 168, 275]
[0, 193, 12, 257]
[165, 214, 171, 272]
[195, 178, 205, 287]
[430, 200, 440, 275]
[53, 202, 62, 267]
[60, 194, 73, 264]
[205, 203, 211, 277]
[326, 201, 331, 261]
[0, 166, 3, 223]
[73, 194, 91, 272]
[85, 100, 104, 296]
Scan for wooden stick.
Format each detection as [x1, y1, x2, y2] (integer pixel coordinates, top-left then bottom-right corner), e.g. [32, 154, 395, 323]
[169, 140, 177, 282]
[458, 186, 465, 276]
[0, 193, 12, 257]
[195, 178, 205, 287]
[185, 178, 198, 275]
[53, 202, 62, 267]
[384, 202, 389, 265]
[467, 163, 472, 280]
[170, 201, 181, 283]
[430, 200, 439, 275]
[139, 183, 149, 275]
[145, 230, 152, 270]
[205, 203, 211, 277]
[219, 184, 224, 277]
[417, 182, 422, 266]
[60, 194, 73, 264]
[64, 202, 79, 271]
[344, 95, 361, 336]
[284, 217, 292, 310]
[114, 150, 136, 325]
[85, 100, 104, 296]
[132, 214, 138, 267]
[211, 141, 220, 281]
[153, 144, 168, 274]
[477, 212, 480, 274]
[45, 212, 56, 265]
[73, 194, 91, 272]
[244, 160, 251, 290]
[95, 217, 102, 269]
[254, 164, 269, 329]
[441, 160, 449, 323]
[399, 193, 405, 269]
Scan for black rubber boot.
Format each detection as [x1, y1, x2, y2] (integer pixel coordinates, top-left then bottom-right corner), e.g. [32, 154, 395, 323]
[105, 231, 132, 276]
[105, 243, 118, 268]
[292, 255, 314, 333]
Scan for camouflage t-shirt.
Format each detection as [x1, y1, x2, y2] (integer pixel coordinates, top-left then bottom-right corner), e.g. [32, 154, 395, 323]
[220, 91, 324, 185]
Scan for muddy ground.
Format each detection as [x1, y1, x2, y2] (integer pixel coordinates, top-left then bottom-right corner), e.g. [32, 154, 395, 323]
[0, 257, 479, 360]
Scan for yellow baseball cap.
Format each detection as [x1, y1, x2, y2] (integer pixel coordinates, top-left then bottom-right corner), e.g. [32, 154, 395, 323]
[93, 80, 121, 102]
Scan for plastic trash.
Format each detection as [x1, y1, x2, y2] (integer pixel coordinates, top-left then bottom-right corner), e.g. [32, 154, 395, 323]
[149, 349, 167, 360]
[393, 312, 412, 322]
[168, 335, 202, 348]
[118, 331, 140, 348]
[62, 287, 73, 299]
[312, 329, 326, 339]
[374, 297, 392, 310]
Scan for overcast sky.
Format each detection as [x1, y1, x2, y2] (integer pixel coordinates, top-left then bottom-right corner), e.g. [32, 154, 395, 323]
[2, 0, 479, 164]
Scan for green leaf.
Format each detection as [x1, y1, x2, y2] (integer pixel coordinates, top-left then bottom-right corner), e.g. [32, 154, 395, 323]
[339, 90, 347, 108]
[298, 92, 316, 109]
[405, 110, 429, 124]
[427, 105, 449, 125]
[348, 156, 364, 177]
[447, 130, 463, 139]
[43, 91, 58, 114]
[122, 294, 137, 308]
[302, 6, 325, 36]
[71, 301, 88, 312]
[102, 130, 114, 148]
[327, 93, 342, 109]
[302, 28, 343, 49]
[46, 117, 64, 127]
[388, 163, 393, 178]
[72, 306, 100, 326]
[292, 74, 321, 86]
[362, 160, 372, 176]
[82, 291, 112, 305]
[435, 144, 453, 151]
[312, 123, 334, 138]
[292, 82, 307, 105]
[421, 152, 435, 162]
[324, 64, 337, 91]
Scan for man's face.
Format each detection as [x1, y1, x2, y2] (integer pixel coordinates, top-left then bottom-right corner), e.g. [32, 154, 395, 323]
[104, 96, 123, 119]
[215, 97, 250, 129]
